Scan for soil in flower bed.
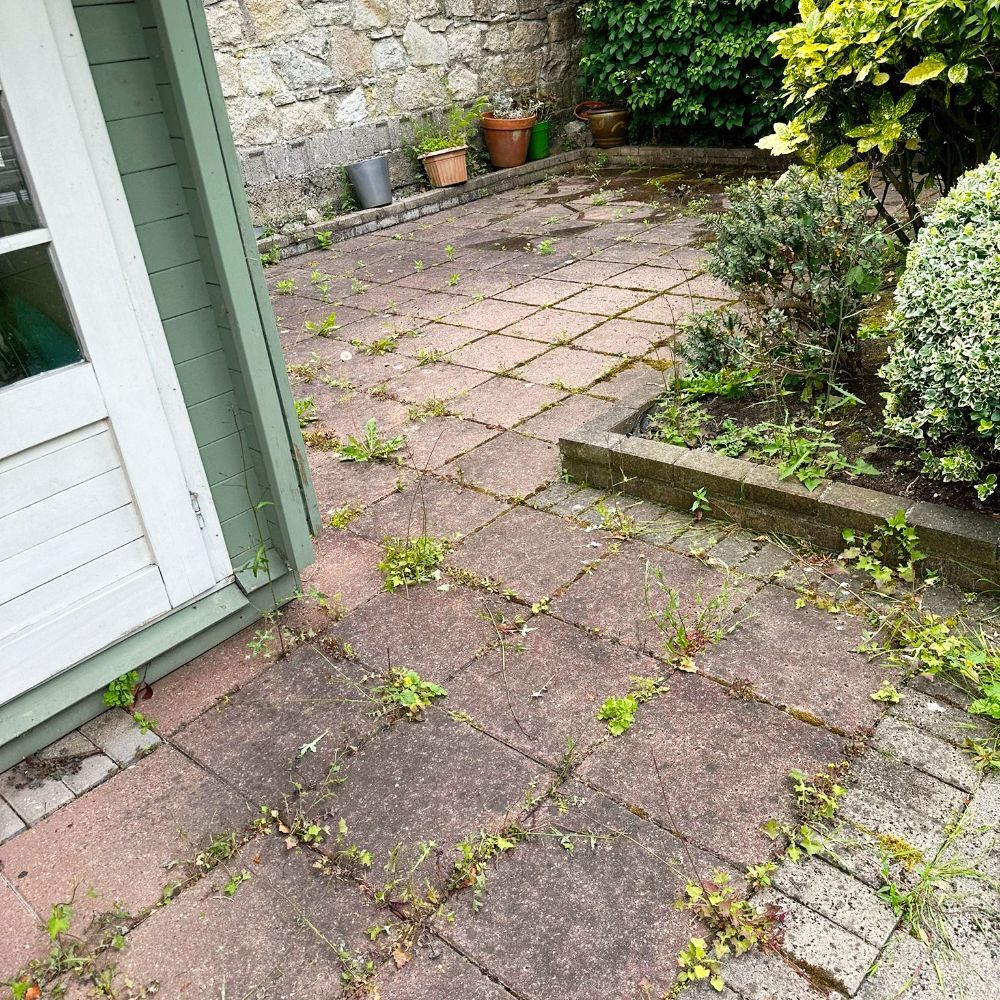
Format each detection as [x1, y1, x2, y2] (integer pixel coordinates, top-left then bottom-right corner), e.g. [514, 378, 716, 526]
[633, 353, 1000, 517]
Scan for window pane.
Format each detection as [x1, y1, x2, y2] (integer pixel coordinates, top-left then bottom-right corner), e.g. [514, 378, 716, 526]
[0, 97, 42, 237]
[0, 243, 82, 388]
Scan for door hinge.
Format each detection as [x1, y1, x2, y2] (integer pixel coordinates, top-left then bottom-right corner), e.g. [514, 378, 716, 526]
[189, 491, 206, 529]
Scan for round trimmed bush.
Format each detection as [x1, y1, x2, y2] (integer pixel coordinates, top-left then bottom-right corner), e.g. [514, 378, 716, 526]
[881, 157, 1000, 500]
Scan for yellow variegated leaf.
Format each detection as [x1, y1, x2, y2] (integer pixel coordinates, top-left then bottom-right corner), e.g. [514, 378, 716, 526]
[873, 72, 890, 86]
[948, 63, 969, 84]
[901, 56, 946, 85]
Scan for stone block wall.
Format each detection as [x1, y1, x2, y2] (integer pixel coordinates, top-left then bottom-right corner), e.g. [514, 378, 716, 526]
[204, 0, 582, 228]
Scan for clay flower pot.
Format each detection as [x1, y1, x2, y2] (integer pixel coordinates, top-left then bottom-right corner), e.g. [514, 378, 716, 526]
[419, 146, 469, 187]
[480, 113, 537, 168]
[575, 102, 630, 149]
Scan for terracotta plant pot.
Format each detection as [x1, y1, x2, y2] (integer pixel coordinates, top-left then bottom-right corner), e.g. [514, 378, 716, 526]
[480, 113, 537, 168]
[419, 146, 469, 187]
[574, 102, 630, 149]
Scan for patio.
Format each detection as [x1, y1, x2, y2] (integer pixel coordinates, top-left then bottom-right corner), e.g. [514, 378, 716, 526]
[2, 164, 998, 999]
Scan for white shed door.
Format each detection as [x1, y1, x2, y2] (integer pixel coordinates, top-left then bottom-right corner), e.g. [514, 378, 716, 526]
[0, 1, 225, 702]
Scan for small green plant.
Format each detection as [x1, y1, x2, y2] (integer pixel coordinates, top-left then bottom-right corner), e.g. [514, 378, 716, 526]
[351, 332, 398, 356]
[104, 670, 140, 710]
[350, 276, 369, 295]
[407, 398, 447, 422]
[338, 419, 405, 463]
[789, 762, 849, 823]
[378, 535, 447, 590]
[597, 695, 637, 736]
[315, 230, 333, 249]
[304, 312, 340, 337]
[645, 568, 743, 669]
[445, 244, 456, 260]
[328, 503, 362, 529]
[260, 247, 280, 267]
[413, 259, 425, 272]
[690, 487, 711, 516]
[841, 510, 926, 590]
[449, 827, 525, 913]
[416, 347, 447, 366]
[674, 870, 783, 993]
[870, 682, 902, 704]
[294, 396, 318, 428]
[373, 665, 447, 719]
[593, 499, 646, 539]
[275, 277, 296, 295]
[221, 870, 251, 897]
[447, 272, 461, 287]
[535, 239, 555, 256]
[287, 352, 325, 383]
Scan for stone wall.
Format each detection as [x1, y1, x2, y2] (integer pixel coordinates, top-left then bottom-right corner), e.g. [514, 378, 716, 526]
[204, 0, 582, 228]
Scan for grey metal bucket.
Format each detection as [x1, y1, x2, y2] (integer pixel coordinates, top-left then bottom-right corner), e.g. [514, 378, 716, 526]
[345, 154, 392, 209]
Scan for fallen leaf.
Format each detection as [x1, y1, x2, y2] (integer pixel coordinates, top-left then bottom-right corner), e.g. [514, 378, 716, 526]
[392, 949, 411, 969]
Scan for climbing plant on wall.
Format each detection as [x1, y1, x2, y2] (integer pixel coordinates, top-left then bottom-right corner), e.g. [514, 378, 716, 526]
[578, 0, 795, 140]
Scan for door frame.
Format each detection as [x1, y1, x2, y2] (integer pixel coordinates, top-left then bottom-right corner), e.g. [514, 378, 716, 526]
[0, 0, 232, 589]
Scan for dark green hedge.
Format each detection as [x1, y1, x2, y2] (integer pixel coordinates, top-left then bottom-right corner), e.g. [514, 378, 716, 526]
[578, 0, 795, 140]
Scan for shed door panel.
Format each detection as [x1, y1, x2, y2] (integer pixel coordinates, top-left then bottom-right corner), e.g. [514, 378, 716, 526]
[0, 0, 223, 702]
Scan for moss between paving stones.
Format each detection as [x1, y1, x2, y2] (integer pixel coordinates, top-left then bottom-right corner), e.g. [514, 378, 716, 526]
[559, 384, 1000, 591]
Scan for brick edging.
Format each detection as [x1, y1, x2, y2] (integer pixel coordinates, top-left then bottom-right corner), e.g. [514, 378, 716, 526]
[559, 385, 1000, 590]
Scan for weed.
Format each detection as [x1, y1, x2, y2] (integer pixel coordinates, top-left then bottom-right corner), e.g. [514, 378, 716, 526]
[644, 567, 743, 669]
[536, 239, 556, 255]
[413, 259, 425, 272]
[447, 272, 461, 286]
[870, 682, 903, 703]
[790, 762, 848, 823]
[315, 230, 333, 249]
[450, 827, 526, 913]
[407, 398, 448, 422]
[338, 419, 405, 462]
[103, 671, 157, 735]
[416, 347, 447, 365]
[309, 266, 330, 297]
[276, 277, 296, 295]
[351, 332, 398, 355]
[445, 244, 456, 260]
[373, 665, 447, 719]
[260, 247, 280, 267]
[294, 396, 318, 428]
[221, 870, 251, 897]
[674, 871, 783, 992]
[597, 695, 637, 736]
[690, 488, 711, 516]
[351, 276, 369, 295]
[304, 312, 340, 337]
[841, 510, 927, 590]
[328, 503, 362, 529]
[378, 536, 447, 590]
[287, 353, 326, 383]
[593, 499, 647, 539]
[302, 428, 341, 451]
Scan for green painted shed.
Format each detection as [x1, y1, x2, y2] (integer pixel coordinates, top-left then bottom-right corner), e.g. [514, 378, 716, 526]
[0, 0, 318, 769]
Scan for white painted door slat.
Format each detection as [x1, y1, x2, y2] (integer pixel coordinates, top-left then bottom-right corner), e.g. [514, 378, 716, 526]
[0, 467, 133, 562]
[0, 426, 117, 519]
[0, 567, 170, 703]
[0, 505, 144, 606]
[0, 537, 151, 641]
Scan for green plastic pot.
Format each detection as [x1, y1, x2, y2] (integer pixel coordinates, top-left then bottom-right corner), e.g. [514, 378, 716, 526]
[526, 121, 550, 161]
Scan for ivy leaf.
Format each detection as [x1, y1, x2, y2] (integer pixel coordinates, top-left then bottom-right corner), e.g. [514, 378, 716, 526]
[902, 57, 946, 85]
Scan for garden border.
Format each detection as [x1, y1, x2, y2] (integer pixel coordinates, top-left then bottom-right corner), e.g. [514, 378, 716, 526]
[560, 384, 1000, 591]
[256, 144, 781, 259]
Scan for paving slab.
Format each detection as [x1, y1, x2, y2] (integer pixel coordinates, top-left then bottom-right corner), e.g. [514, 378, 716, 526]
[849, 747, 968, 823]
[755, 888, 879, 995]
[558, 286, 656, 318]
[622, 293, 722, 325]
[295, 529, 386, 613]
[378, 936, 519, 999]
[350, 477, 508, 544]
[0, 879, 44, 981]
[450, 299, 538, 332]
[447, 614, 666, 766]
[447, 333, 550, 374]
[889, 690, 992, 749]
[307, 449, 412, 512]
[496, 276, 589, 306]
[78, 709, 161, 767]
[449, 375, 564, 427]
[515, 392, 610, 442]
[769, 858, 897, 949]
[547, 258, 633, 284]
[591, 360, 673, 400]
[330, 585, 509, 682]
[391, 362, 493, 405]
[445, 430, 561, 498]
[551, 540, 734, 657]
[449, 507, 608, 603]
[0, 746, 252, 929]
[399, 414, 500, 471]
[174, 644, 383, 807]
[500, 306, 602, 344]
[441, 785, 711, 1000]
[0, 798, 25, 843]
[721, 950, 832, 1000]
[695, 584, 891, 734]
[511, 345, 620, 390]
[0, 764, 73, 825]
[104, 835, 381, 999]
[873, 716, 980, 792]
[330, 710, 546, 883]
[573, 316, 674, 356]
[577, 672, 845, 865]
[396, 321, 481, 356]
